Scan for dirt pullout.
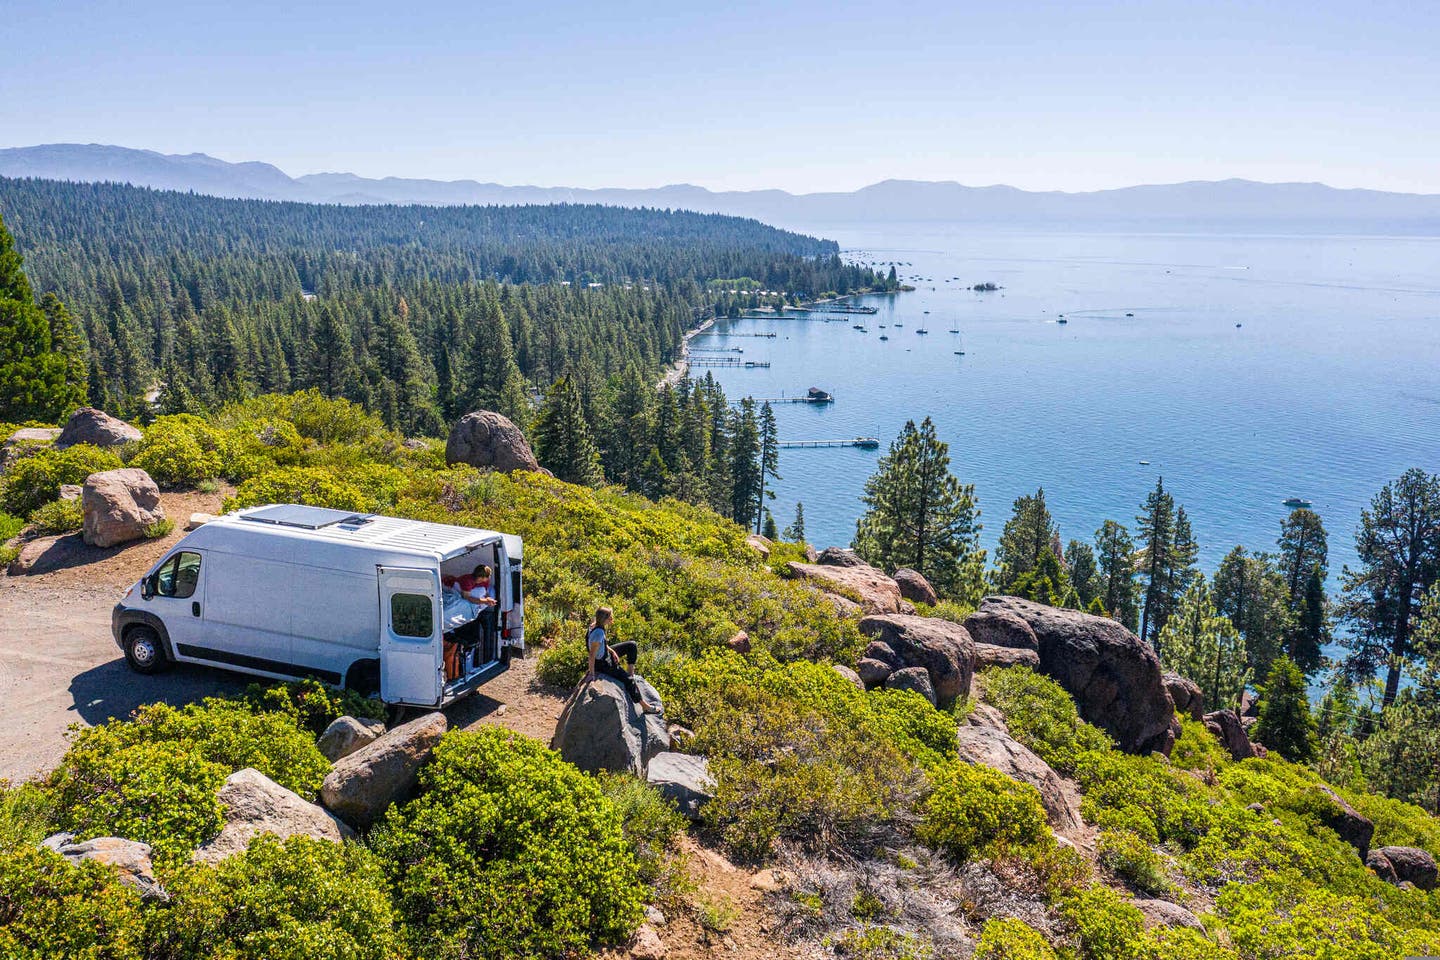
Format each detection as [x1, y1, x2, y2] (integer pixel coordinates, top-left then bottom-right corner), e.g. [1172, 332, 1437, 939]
[0, 490, 241, 783]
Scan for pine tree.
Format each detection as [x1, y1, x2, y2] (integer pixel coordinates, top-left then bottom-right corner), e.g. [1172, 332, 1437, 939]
[1278, 508, 1330, 672]
[532, 376, 604, 486]
[1338, 468, 1440, 706]
[1159, 578, 1250, 712]
[0, 213, 77, 421]
[853, 417, 984, 601]
[1253, 656, 1317, 763]
[1212, 546, 1295, 679]
[762, 510, 778, 540]
[993, 488, 1059, 592]
[783, 502, 807, 543]
[1137, 478, 1177, 647]
[462, 298, 520, 412]
[1012, 547, 1077, 607]
[753, 402, 780, 534]
[602, 364, 654, 487]
[729, 398, 761, 526]
[495, 369, 532, 434]
[1095, 519, 1140, 630]
[39, 293, 88, 412]
[1064, 539, 1100, 607]
[306, 303, 356, 400]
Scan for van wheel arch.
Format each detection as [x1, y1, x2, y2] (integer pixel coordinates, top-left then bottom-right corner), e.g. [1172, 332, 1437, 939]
[123, 625, 170, 675]
[345, 659, 381, 697]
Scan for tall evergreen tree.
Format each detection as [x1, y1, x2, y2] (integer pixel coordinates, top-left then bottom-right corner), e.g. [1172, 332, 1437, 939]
[1065, 539, 1100, 607]
[1212, 546, 1295, 679]
[728, 398, 762, 526]
[993, 488, 1059, 592]
[783, 502, 807, 544]
[1253, 656, 1317, 763]
[853, 417, 985, 602]
[0, 213, 77, 421]
[1159, 578, 1250, 712]
[1095, 519, 1140, 630]
[1137, 478, 1177, 647]
[532, 376, 604, 486]
[753, 402, 780, 534]
[39, 292, 89, 413]
[1339, 468, 1440, 706]
[1278, 508, 1330, 671]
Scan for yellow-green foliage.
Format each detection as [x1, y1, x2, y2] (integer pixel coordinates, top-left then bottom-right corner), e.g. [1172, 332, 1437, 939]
[1074, 749, 1215, 847]
[1056, 885, 1146, 960]
[150, 836, 401, 960]
[0, 782, 55, 855]
[917, 762, 1048, 862]
[830, 924, 933, 959]
[0, 443, 121, 515]
[1097, 828, 1174, 896]
[129, 414, 254, 486]
[26, 496, 82, 534]
[239, 677, 386, 736]
[973, 917, 1057, 960]
[1170, 715, 1230, 778]
[47, 697, 329, 864]
[980, 666, 1113, 774]
[369, 727, 646, 959]
[0, 847, 147, 960]
[1215, 875, 1440, 959]
[1343, 789, 1440, 855]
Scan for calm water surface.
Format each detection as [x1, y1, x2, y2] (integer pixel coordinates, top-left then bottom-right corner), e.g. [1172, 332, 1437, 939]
[703, 224, 1440, 581]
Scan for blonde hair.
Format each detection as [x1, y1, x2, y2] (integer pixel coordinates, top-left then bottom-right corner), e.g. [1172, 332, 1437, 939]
[593, 606, 613, 627]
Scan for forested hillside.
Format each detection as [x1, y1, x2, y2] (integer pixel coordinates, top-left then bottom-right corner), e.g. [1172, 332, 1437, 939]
[0, 177, 888, 430]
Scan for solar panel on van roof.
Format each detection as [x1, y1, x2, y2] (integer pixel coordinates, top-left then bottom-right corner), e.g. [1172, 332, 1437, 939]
[239, 504, 372, 529]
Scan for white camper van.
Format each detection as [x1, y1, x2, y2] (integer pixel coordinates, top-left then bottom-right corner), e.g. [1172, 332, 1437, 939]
[111, 504, 524, 708]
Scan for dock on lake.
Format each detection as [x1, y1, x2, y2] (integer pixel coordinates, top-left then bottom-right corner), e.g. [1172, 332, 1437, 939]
[688, 358, 770, 368]
[779, 437, 880, 449]
[790, 304, 878, 315]
[698, 331, 777, 338]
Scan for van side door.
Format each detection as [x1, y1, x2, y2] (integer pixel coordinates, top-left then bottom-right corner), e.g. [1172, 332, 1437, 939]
[377, 566, 443, 707]
[145, 549, 208, 655]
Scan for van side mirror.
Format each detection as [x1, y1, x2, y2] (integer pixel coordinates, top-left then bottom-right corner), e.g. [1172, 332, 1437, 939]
[140, 575, 155, 600]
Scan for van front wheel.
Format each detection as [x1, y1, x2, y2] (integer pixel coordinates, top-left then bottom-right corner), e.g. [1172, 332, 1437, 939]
[124, 626, 168, 675]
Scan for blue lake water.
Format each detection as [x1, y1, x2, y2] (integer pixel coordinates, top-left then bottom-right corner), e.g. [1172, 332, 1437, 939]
[702, 224, 1440, 582]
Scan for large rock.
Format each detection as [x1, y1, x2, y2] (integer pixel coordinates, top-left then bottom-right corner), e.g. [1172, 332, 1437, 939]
[54, 407, 142, 449]
[444, 410, 541, 473]
[1163, 673, 1205, 721]
[646, 752, 715, 820]
[816, 546, 866, 567]
[787, 559, 905, 615]
[978, 596, 1176, 755]
[962, 607, 1040, 651]
[1134, 898, 1205, 932]
[1369, 846, 1437, 890]
[832, 664, 864, 691]
[1314, 784, 1374, 857]
[892, 568, 938, 605]
[855, 657, 894, 688]
[317, 715, 386, 762]
[863, 639, 904, 670]
[195, 768, 354, 864]
[1, 427, 61, 473]
[973, 643, 1042, 670]
[744, 534, 772, 560]
[81, 468, 165, 548]
[42, 833, 165, 899]
[550, 674, 669, 777]
[320, 711, 448, 830]
[859, 614, 976, 704]
[958, 706, 1084, 836]
[886, 665, 937, 704]
[1203, 709, 1256, 761]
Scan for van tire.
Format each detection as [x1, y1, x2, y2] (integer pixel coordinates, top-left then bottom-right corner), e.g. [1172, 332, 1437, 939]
[124, 626, 168, 675]
[345, 659, 380, 698]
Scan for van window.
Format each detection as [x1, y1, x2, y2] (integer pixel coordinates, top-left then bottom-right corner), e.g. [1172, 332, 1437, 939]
[156, 551, 202, 599]
[390, 593, 433, 638]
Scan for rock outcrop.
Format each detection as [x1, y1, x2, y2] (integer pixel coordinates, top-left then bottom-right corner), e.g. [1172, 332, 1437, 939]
[787, 558, 905, 615]
[1, 427, 61, 473]
[1368, 846, 1437, 890]
[55, 408, 142, 450]
[646, 752, 715, 820]
[816, 546, 865, 567]
[1203, 709, 1256, 761]
[973, 644, 1042, 669]
[962, 607, 1040, 651]
[958, 704, 1084, 836]
[1133, 898, 1205, 931]
[892, 568, 938, 605]
[320, 711, 448, 830]
[444, 410, 541, 473]
[317, 715, 386, 762]
[195, 768, 354, 863]
[744, 534, 772, 559]
[977, 596, 1176, 755]
[550, 674, 669, 777]
[886, 665, 937, 704]
[1314, 784, 1374, 857]
[42, 833, 165, 899]
[1163, 673, 1205, 721]
[81, 468, 165, 548]
[858, 614, 976, 704]
[832, 664, 864, 691]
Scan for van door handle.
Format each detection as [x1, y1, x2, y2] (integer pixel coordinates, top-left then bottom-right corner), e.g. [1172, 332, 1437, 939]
[192, 602, 201, 617]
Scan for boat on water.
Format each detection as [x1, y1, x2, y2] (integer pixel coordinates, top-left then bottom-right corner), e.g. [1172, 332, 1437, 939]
[949, 328, 959, 333]
[855, 437, 880, 449]
[953, 350, 964, 356]
[1139, 460, 1150, 465]
[1057, 318, 1068, 325]
[806, 387, 834, 403]
[852, 324, 866, 331]
[879, 335, 889, 341]
[1283, 497, 1313, 509]
[916, 328, 929, 335]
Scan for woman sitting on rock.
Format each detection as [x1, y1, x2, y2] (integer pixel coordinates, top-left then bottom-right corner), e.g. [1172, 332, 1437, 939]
[585, 606, 652, 709]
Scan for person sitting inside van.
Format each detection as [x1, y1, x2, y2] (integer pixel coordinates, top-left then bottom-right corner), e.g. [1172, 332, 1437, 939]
[585, 607, 655, 711]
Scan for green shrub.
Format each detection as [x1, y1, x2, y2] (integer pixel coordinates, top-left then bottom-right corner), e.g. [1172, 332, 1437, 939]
[0, 847, 147, 960]
[151, 835, 401, 960]
[1342, 789, 1440, 855]
[1056, 885, 1146, 960]
[1098, 828, 1173, 895]
[1000, 837, 1092, 902]
[0, 543, 18, 567]
[917, 762, 1048, 861]
[226, 466, 370, 512]
[597, 773, 687, 887]
[535, 625, 589, 687]
[27, 497, 82, 534]
[369, 727, 645, 959]
[830, 924, 933, 959]
[1137, 927, 1238, 960]
[980, 666, 1112, 774]
[1074, 750, 1214, 848]
[973, 917, 1057, 959]
[0, 512, 23, 541]
[0, 782, 57, 854]
[142, 517, 174, 538]
[1169, 716, 1229, 778]
[1215, 875, 1440, 959]
[0, 444, 121, 515]
[130, 414, 250, 486]
[240, 679, 385, 736]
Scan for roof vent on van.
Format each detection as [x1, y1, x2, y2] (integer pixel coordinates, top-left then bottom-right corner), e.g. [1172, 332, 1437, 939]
[240, 504, 375, 530]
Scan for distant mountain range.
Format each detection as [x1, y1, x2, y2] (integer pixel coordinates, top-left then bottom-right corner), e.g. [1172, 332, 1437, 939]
[4, 143, 1440, 230]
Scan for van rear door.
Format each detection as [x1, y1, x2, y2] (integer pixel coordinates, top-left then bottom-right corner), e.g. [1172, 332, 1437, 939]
[378, 566, 443, 707]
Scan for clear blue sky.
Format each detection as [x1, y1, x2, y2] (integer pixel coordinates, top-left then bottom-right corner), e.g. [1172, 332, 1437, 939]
[4, 0, 1437, 194]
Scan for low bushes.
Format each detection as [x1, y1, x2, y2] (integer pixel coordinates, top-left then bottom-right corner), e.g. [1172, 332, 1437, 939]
[128, 414, 251, 486]
[980, 666, 1112, 774]
[0, 847, 148, 960]
[1097, 828, 1173, 895]
[973, 917, 1058, 960]
[369, 727, 645, 959]
[27, 497, 81, 534]
[0, 444, 121, 515]
[917, 763, 1047, 862]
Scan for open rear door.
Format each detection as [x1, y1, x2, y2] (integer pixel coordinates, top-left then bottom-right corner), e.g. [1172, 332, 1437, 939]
[378, 566, 443, 707]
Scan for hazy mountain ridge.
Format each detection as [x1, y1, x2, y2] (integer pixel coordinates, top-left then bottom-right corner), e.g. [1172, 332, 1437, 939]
[4, 143, 1440, 228]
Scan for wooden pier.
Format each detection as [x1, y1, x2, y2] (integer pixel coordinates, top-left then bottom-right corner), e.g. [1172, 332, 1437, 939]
[697, 331, 777, 338]
[688, 358, 771, 368]
[778, 437, 880, 449]
[755, 395, 832, 404]
[790, 304, 878, 315]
